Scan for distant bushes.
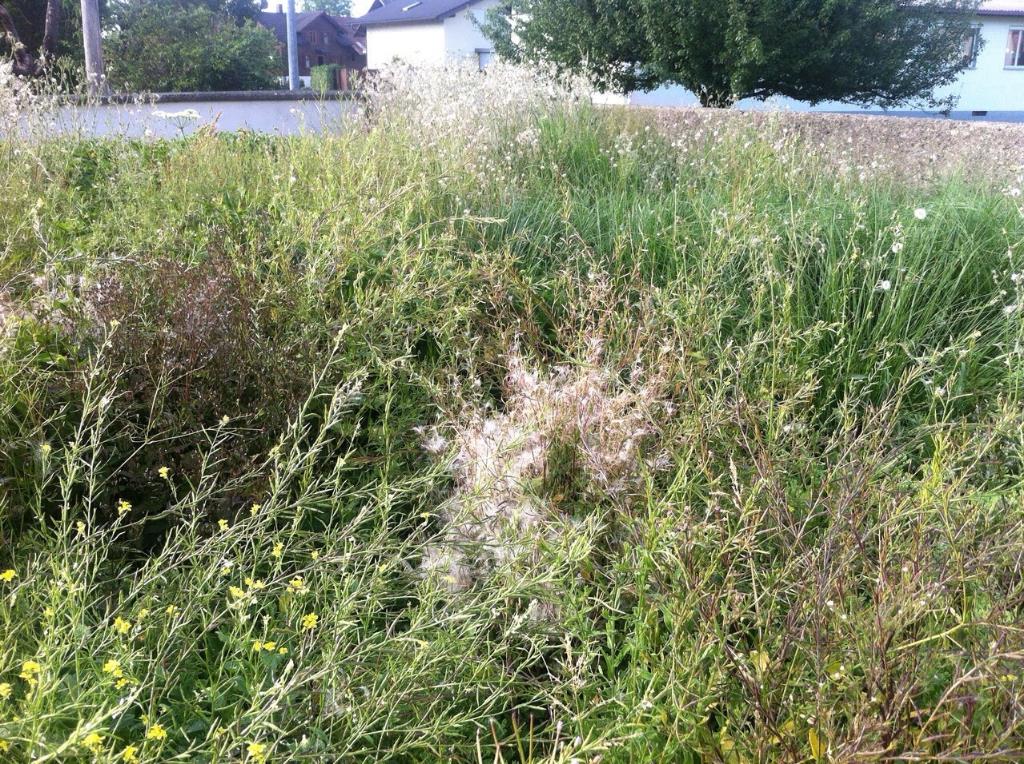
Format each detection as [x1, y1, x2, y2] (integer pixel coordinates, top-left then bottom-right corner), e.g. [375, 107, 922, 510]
[311, 64, 341, 93]
[104, 3, 280, 92]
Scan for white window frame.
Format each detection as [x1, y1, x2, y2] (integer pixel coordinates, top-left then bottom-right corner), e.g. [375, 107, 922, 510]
[1006, 27, 1024, 69]
[964, 25, 981, 69]
[476, 48, 494, 71]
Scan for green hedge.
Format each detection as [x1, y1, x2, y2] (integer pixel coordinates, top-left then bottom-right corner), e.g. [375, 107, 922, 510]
[311, 64, 341, 93]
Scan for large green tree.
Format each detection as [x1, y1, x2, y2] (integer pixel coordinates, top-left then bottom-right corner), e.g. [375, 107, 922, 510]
[303, 0, 353, 15]
[483, 0, 981, 108]
[104, 1, 279, 92]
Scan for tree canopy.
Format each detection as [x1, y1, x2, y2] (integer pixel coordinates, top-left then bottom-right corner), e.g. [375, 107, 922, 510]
[302, 0, 353, 15]
[483, 0, 982, 108]
[104, 0, 279, 92]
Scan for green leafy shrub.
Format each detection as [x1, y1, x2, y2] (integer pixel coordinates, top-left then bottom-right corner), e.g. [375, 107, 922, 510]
[104, 3, 279, 92]
[311, 64, 341, 93]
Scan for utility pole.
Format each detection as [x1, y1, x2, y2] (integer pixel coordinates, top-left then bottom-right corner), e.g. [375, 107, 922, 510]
[285, 0, 300, 91]
[80, 0, 106, 96]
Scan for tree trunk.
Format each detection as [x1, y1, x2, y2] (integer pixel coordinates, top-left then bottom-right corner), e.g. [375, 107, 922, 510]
[697, 89, 735, 108]
[80, 0, 107, 95]
[41, 0, 61, 58]
[0, 0, 61, 77]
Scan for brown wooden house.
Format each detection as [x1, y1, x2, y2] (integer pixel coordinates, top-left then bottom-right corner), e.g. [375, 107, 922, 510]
[257, 9, 367, 82]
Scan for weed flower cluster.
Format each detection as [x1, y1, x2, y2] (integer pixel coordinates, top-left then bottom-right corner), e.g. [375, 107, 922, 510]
[422, 348, 668, 594]
[360, 61, 588, 162]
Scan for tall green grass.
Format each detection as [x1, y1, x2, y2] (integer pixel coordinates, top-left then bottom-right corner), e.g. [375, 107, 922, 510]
[1, 101, 1023, 761]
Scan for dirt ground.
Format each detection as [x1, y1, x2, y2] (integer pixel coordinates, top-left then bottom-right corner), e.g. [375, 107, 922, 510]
[647, 107, 1024, 187]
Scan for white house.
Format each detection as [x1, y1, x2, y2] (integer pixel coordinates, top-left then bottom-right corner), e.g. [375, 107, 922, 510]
[358, 0, 1024, 120]
[358, 0, 501, 70]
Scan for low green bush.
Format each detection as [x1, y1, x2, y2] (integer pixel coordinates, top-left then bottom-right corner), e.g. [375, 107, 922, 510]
[311, 64, 341, 94]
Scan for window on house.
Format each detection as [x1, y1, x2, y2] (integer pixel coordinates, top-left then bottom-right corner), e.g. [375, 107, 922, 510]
[1007, 28, 1024, 68]
[476, 49, 494, 71]
[317, 55, 325, 66]
[963, 26, 980, 68]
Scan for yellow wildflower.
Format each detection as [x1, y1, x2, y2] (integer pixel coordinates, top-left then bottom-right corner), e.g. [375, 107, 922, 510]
[301, 612, 318, 631]
[247, 741, 268, 763]
[121, 745, 139, 763]
[748, 650, 770, 674]
[229, 586, 246, 600]
[272, 542, 283, 558]
[76, 520, 87, 535]
[146, 723, 167, 741]
[278, 646, 288, 655]
[0, 682, 11, 699]
[0, 739, 9, 752]
[262, 641, 277, 651]
[220, 414, 230, 425]
[113, 617, 132, 634]
[138, 608, 150, 619]
[102, 659, 124, 679]
[218, 519, 229, 531]
[288, 577, 308, 594]
[82, 731, 104, 753]
[0, 569, 16, 582]
[165, 604, 179, 616]
[40, 442, 52, 456]
[116, 499, 132, 516]
[310, 550, 320, 561]
[250, 502, 262, 516]
[158, 466, 170, 480]
[19, 660, 41, 685]
[244, 577, 266, 591]
[251, 640, 264, 652]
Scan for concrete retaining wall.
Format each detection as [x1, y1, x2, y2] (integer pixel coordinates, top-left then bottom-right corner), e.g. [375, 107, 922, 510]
[27, 91, 359, 139]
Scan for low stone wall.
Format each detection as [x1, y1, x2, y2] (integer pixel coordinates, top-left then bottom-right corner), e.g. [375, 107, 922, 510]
[30, 91, 359, 139]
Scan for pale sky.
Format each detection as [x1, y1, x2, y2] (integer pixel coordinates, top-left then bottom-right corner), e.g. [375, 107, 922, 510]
[294, 0, 376, 15]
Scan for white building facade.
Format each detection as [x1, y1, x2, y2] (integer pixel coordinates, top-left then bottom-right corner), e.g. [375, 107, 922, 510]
[360, 0, 501, 70]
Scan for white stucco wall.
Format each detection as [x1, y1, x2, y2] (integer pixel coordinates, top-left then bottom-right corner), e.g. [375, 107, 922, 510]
[442, 1, 501, 60]
[629, 14, 1024, 116]
[366, 23, 447, 69]
[29, 99, 357, 139]
[364, 0, 501, 68]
